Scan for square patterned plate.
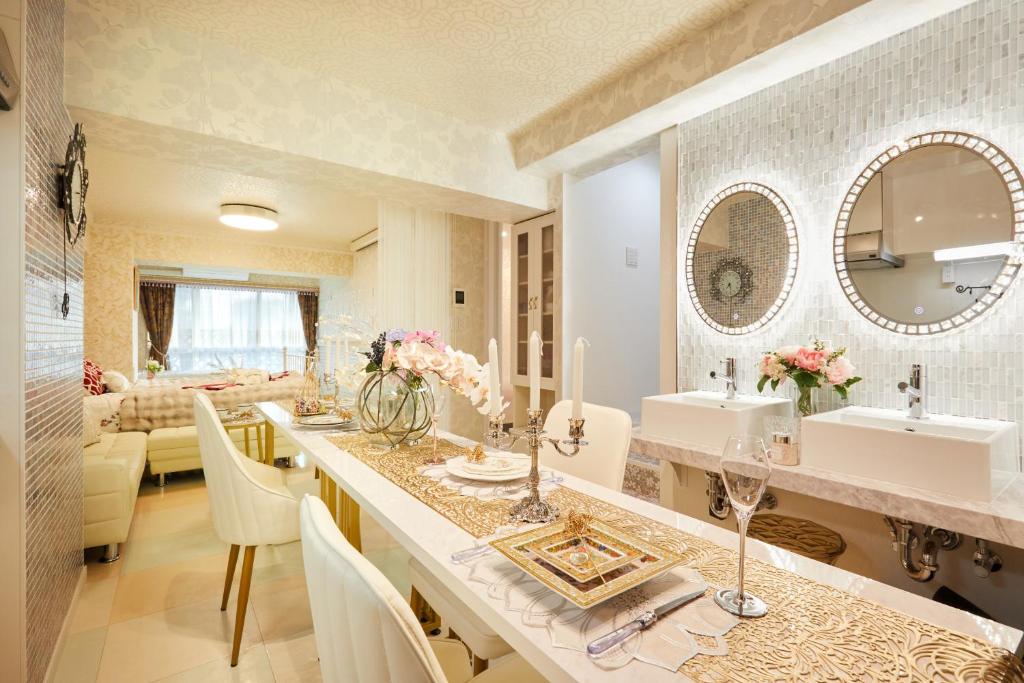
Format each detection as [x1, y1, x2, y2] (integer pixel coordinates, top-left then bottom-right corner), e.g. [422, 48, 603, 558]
[490, 519, 686, 608]
[523, 519, 644, 583]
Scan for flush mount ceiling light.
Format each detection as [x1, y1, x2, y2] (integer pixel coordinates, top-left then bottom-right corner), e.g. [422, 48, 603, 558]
[219, 203, 279, 231]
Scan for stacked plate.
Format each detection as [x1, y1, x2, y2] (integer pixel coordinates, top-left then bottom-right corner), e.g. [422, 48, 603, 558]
[445, 454, 531, 482]
[297, 414, 358, 430]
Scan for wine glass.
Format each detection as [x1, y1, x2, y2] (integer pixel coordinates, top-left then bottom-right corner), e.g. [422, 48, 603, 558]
[714, 434, 772, 618]
[423, 376, 449, 465]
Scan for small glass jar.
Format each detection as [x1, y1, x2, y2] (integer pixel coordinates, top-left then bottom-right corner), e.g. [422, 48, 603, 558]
[770, 431, 800, 466]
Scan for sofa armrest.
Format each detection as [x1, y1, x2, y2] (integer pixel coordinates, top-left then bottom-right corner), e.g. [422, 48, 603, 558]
[84, 459, 131, 521]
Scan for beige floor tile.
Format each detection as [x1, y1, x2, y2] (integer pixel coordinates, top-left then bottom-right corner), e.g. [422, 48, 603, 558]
[264, 632, 322, 683]
[96, 597, 262, 683]
[121, 525, 229, 575]
[69, 575, 119, 633]
[153, 644, 275, 683]
[250, 576, 314, 643]
[109, 552, 232, 624]
[130, 501, 213, 541]
[52, 626, 106, 683]
[82, 555, 125, 583]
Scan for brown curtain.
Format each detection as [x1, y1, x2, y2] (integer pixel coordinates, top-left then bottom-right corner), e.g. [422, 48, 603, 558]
[140, 282, 176, 370]
[297, 291, 318, 354]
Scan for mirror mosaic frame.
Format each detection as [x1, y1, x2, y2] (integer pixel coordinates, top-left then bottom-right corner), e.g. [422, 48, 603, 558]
[685, 182, 799, 335]
[833, 131, 1024, 335]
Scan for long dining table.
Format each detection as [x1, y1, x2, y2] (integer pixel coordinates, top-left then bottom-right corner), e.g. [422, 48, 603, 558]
[257, 401, 1024, 682]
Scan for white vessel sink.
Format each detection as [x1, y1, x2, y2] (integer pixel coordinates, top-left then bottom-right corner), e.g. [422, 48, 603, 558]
[640, 391, 793, 453]
[801, 407, 1018, 502]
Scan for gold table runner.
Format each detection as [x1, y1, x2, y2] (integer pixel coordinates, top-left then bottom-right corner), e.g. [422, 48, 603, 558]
[325, 433, 1023, 682]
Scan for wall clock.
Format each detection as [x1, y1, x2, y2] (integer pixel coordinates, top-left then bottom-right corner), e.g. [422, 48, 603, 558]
[56, 122, 88, 319]
[710, 257, 753, 303]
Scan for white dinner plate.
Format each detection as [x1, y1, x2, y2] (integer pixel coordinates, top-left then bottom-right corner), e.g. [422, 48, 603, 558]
[445, 455, 531, 482]
[297, 415, 353, 427]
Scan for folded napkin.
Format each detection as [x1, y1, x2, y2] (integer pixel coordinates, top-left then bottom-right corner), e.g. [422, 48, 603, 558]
[269, 371, 291, 381]
[182, 382, 238, 391]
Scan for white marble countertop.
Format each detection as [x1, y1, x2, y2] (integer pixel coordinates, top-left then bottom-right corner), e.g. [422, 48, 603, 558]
[259, 402, 1021, 681]
[631, 429, 1024, 550]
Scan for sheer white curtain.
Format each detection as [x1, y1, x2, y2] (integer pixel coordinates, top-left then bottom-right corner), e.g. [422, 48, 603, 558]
[378, 200, 451, 338]
[167, 285, 306, 373]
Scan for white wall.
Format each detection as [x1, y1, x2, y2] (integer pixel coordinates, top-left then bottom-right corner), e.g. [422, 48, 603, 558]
[564, 151, 660, 419]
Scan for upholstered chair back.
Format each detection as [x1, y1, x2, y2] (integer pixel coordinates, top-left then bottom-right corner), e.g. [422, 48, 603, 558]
[194, 393, 299, 546]
[300, 496, 450, 683]
[540, 399, 633, 491]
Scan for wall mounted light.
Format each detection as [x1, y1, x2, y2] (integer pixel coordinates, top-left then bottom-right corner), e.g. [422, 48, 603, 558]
[219, 204, 279, 231]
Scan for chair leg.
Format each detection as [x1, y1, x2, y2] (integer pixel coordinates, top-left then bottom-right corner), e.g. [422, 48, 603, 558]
[231, 546, 256, 667]
[472, 655, 488, 675]
[221, 544, 240, 611]
[156, 473, 166, 487]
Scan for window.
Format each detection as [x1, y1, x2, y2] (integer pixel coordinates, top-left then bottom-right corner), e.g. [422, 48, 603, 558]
[166, 285, 307, 373]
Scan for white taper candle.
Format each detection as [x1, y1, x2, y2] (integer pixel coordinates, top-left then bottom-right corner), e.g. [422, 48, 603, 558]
[572, 337, 585, 419]
[488, 338, 501, 417]
[529, 331, 541, 411]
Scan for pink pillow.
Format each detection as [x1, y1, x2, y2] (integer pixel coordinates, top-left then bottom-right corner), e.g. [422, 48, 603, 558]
[83, 359, 104, 396]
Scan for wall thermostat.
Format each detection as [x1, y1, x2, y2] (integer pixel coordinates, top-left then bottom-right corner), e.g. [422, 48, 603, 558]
[453, 289, 465, 306]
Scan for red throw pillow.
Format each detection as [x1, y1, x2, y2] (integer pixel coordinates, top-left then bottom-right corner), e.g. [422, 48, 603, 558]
[83, 359, 104, 396]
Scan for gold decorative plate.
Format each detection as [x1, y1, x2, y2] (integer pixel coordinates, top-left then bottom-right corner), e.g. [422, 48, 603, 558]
[491, 520, 685, 608]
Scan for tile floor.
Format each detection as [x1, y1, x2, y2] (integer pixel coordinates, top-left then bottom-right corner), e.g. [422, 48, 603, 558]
[53, 455, 411, 683]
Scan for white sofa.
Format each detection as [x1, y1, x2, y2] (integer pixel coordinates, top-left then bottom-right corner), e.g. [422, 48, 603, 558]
[148, 426, 299, 486]
[83, 431, 148, 562]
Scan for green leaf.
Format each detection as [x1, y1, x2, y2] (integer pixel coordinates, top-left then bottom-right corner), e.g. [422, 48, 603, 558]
[364, 361, 379, 373]
[756, 375, 769, 393]
[770, 378, 780, 391]
[834, 385, 848, 400]
[791, 369, 821, 389]
[844, 376, 863, 388]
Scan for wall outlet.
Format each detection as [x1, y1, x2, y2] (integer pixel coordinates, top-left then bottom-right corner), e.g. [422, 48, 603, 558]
[625, 246, 639, 268]
[941, 263, 955, 283]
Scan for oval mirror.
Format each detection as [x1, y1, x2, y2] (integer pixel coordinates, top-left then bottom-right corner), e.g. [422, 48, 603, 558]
[835, 132, 1023, 335]
[685, 183, 798, 334]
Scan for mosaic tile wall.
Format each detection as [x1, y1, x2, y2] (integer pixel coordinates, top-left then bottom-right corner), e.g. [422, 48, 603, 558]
[677, 0, 1024, 468]
[24, 0, 83, 680]
[691, 194, 790, 328]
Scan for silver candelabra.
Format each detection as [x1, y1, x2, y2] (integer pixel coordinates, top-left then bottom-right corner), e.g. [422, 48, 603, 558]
[484, 409, 586, 524]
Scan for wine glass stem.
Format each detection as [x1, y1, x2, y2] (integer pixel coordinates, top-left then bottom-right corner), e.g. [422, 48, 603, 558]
[736, 511, 751, 603]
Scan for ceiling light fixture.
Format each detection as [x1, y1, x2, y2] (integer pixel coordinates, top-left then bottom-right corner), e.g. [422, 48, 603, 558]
[219, 203, 279, 231]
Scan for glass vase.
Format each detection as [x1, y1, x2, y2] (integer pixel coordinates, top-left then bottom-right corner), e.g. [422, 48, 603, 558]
[796, 386, 814, 417]
[356, 370, 434, 448]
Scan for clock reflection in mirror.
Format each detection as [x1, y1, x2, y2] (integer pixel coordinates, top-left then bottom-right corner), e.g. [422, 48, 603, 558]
[685, 183, 799, 335]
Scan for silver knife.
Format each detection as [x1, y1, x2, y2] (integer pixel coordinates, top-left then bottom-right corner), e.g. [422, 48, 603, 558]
[586, 586, 707, 656]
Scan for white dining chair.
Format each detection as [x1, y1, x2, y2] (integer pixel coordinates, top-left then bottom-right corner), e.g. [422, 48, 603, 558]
[409, 399, 633, 671]
[300, 496, 545, 683]
[194, 393, 301, 667]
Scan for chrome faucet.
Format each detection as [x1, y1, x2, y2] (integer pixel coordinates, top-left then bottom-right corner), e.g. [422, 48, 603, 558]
[897, 364, 926, 419]
[710, 358, 737, 399]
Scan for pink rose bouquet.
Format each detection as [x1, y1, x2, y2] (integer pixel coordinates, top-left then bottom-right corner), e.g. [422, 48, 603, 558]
[756, 339, 861, 416]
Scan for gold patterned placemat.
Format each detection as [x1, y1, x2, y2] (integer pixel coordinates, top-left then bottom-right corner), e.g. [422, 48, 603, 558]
[325, 433, 1023, 682]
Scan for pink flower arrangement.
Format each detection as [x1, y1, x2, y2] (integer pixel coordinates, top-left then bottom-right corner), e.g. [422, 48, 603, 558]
[757, 340, 861, 416]
[363, 329, 505, 416]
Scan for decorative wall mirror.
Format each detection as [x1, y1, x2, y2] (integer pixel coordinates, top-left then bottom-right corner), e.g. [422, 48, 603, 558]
[834, 132, 1024, 335]
[685, 182, 798, 334]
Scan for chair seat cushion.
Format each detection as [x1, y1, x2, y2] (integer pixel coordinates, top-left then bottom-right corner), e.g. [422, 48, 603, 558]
[410, 557, 512, 661]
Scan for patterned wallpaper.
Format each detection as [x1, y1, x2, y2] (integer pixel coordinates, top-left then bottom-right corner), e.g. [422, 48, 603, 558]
[24, 0, 83, 679]
[677, 0, 1024, 462]
[84, 222, 354, 376]
[448, 216, 488, 440]
[511, 0, 871, 169]
[70, 0, 750, 132]
[64, 0, 548, 214]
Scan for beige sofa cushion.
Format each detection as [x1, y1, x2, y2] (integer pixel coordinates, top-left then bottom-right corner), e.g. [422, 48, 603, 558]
[84, 432, 148, 549]
[148, 425, 299, 475]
